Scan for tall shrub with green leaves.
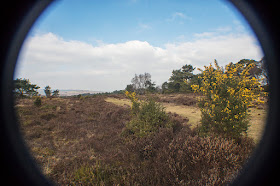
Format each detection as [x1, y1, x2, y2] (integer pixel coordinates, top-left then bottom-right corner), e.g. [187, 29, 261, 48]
[190, 60, 264, 139]
[124, 91, 173, 137]
[52, 89, 60, 97]
[44, 85, 51, 98]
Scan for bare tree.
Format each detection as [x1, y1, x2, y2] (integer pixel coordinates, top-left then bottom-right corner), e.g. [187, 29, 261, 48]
[139, 74, 145, 89]
[143, 72, 152, 88]
[130, 73, 155, 94]
[131, 74, 140, 90]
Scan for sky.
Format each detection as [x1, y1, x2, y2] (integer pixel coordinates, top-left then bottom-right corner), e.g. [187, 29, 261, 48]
[15, 0, 263, 92]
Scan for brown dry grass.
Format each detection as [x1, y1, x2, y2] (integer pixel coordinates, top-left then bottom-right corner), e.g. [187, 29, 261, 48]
[16, 96, 131, 184]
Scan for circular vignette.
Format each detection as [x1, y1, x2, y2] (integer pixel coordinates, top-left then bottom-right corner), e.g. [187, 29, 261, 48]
[0, 0, 279, 185]
[0, 0, 54, 185]
[229, 0, 280, 185]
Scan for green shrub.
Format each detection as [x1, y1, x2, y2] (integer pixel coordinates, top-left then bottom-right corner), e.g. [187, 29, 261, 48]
[33, 96, 42, 107]
[72, 162, 125, 185]
[124, 91, 173, 137]
[79, 95, 90, 101]
[40, 104, 57, 111]
[40, 113, 56, 121]
[23, 119, 33, 126]
[72, 165, 97, 185]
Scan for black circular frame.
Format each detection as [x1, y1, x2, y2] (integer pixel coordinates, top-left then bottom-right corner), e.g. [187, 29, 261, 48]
[0, 0, 279, 185]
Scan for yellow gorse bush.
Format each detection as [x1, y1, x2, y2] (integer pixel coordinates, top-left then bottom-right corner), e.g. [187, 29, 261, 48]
[189, 60, 264, 139]
[125, 91, 138, 103]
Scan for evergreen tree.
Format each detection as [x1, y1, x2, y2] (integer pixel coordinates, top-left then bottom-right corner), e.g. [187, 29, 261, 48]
[44, 85, 51, 98]
[13, 78, 40, 98]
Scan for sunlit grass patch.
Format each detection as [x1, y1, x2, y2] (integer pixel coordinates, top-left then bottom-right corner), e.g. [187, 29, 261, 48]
[163, 103, 201, 128]
[105, 97, 131, 107]
[248, 108, 267, 143]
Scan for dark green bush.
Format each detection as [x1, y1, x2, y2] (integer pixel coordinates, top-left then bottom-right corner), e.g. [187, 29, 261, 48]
[125, 98, 173, 137]
[33, 96, 42, 107]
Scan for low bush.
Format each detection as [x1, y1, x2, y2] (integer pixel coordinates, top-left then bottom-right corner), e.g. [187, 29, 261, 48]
[124, 91, 173, 137]
[40, 113, 56, 121]
[33, 96, 42, 107]
[40, 104, 57, 111]
[117, 129, 255, 185]
[71, 162, 126, 185]
[23, 119, 33, 126]
[157, 134, 255, 185]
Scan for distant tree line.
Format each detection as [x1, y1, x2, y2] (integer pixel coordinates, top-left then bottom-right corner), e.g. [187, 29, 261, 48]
[125, 57, 269, 94]
[13, 58, 268, 98]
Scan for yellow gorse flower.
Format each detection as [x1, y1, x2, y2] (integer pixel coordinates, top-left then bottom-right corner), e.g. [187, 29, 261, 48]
[125, 91, 138, 103]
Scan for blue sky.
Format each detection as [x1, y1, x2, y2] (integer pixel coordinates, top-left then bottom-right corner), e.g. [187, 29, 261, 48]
[16, 0, 263, 92]
[32, 0, 250, 46]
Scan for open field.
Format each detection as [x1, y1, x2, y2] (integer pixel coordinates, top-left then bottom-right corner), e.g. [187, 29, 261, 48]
[16, 93, 266, 185]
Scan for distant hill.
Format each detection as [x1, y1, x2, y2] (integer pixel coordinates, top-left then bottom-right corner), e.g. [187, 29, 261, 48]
[38, 89, 104, 97]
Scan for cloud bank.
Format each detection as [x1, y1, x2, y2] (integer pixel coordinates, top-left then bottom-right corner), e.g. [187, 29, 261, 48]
[15, 31, 263, 91]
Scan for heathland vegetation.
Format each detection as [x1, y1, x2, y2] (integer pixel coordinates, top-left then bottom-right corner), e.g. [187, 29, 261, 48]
[14, 58, 268, 185]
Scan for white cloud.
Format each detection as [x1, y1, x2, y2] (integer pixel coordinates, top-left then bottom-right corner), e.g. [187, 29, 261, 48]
[173, 12, 186, 19]
[194, 32, 215, 38]
[166, 12, 192, 22]
[137, 23, 152, 32]
[15, 31, 263, 91]
[194, 26, 232, 38]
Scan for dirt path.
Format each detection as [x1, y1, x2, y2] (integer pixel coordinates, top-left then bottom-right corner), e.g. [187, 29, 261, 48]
[105, 97, 267, 143]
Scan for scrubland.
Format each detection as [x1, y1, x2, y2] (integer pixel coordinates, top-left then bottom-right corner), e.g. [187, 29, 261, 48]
[15, 93, 267, 185]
